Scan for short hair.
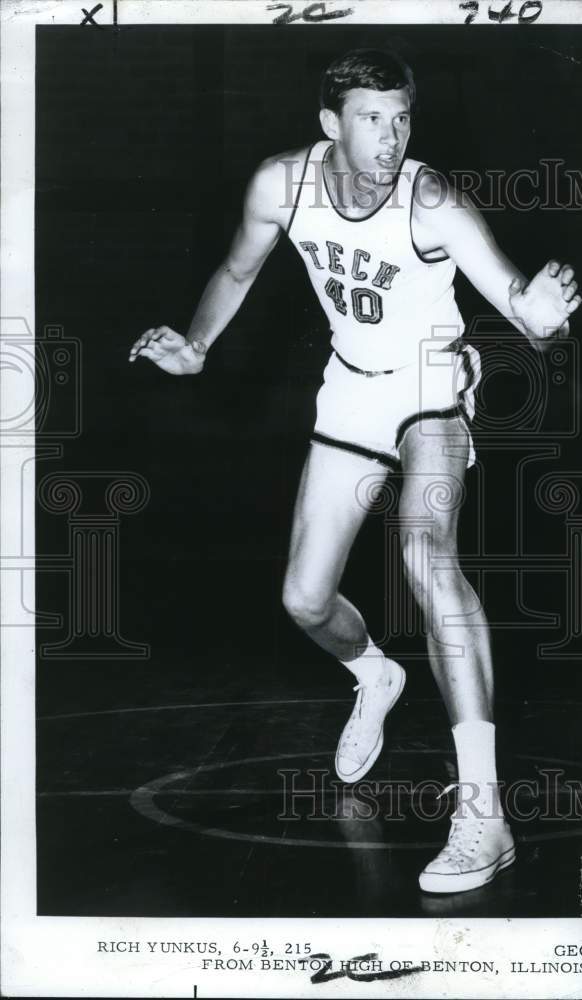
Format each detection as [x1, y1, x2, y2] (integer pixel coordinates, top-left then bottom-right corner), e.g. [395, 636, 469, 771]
[320, 48, 415, 114]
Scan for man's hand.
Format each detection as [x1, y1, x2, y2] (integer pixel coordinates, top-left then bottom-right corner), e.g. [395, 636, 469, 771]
[128, 326, 207, 375]
[509, 261, 581, 348]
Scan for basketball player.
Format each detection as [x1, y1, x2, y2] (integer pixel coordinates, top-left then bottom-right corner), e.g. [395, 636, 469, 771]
[129, 50, 580, 893]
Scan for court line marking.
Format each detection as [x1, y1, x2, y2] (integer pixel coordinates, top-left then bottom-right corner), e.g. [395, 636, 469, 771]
[38, 698, 582, 722]
[127, 766, 582, 851]
[38, 750, 582, 792]
[38, 698, 352, 721]
[36, 749, 582, 849]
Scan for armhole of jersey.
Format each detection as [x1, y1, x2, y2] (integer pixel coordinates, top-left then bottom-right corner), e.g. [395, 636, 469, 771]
[410, 165, 450, 264]
[285, 143, 315, 238]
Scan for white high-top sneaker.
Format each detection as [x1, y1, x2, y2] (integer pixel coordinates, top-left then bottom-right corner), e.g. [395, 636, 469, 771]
[419, 786, 515, 894]
[335, 659, 406, 783]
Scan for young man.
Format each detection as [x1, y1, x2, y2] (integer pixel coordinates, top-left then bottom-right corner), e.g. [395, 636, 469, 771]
[129, 49, 580, 893]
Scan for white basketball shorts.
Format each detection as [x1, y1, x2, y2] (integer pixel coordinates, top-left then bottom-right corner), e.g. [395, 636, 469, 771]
[311, 340, 481, 471]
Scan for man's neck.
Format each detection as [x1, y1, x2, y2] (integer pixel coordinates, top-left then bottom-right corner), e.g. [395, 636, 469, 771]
[324, 141, 401, 219]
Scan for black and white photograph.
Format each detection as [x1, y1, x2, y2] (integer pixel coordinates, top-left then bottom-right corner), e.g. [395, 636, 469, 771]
[2, 0, 582, 996]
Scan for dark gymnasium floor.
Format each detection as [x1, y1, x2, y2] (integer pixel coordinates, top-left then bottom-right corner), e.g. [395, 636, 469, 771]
[36, 659, 582, 919]
[36, 433, 582, 919]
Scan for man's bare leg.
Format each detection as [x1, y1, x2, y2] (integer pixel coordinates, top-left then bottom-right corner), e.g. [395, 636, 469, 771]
[398, 417, 514, 892]
[283, 441, 406, 781]
[283, 441, 377, 662]
[398, 421, 493, 724]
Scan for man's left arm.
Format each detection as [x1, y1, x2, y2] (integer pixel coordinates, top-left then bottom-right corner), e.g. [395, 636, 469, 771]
[413, 172, 581, 352]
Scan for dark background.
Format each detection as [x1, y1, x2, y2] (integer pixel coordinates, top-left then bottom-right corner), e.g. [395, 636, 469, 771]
[35, 25, 582, 916]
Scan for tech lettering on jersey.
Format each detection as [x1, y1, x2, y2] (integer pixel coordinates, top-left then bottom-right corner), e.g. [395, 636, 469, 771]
[298, 241, 401, 325]
[288, 142, 464, 370]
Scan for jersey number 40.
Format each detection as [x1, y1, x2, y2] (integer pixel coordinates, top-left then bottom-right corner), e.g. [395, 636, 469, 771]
[324, 278, 383, 324]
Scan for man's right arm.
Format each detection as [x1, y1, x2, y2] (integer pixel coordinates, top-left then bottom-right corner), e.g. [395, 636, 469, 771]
[185, 160, 283, 351]
[128, 156, 288, 374]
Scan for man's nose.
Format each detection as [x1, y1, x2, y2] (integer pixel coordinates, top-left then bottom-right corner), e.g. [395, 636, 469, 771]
[380, 125, 399, 147]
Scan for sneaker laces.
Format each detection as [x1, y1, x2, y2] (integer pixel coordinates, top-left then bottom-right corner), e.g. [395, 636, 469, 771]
[339, 684, 365, 749]
[352, 678, 392, 720]
[436, 783, 485, 863]
[339, 677, 393, 753]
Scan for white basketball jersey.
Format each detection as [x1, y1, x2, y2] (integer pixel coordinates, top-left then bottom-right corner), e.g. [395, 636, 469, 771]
[287, 140, 464, 370]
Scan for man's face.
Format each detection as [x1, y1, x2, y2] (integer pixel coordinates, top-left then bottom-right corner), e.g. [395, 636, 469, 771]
[325, 86, 412, 184]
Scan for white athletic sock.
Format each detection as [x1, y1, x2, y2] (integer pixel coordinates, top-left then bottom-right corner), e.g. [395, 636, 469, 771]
[452, 720, 504, 820]
[340, 637, 393, 684]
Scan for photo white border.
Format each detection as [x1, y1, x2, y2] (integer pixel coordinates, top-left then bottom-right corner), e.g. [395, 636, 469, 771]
[2, 1, 582, 997]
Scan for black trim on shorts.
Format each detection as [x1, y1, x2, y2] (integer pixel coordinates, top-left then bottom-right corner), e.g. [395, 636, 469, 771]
[443, 336, 465, 354]
[334, 349, 395, 377]
[334, 339, 465, 378]
[458, 346, 475, 405]
[312, 343, 480, 469]
[286, 143, 316, 237]
[394, 405, 464, 453]
[458, 401, 472, 433]
[310, 432, 401, 471]
[393, 345, 479, 454]
[410, 166, 450, 264]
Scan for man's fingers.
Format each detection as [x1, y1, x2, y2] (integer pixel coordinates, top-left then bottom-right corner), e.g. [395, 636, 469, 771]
[563, 280, 578, 302]
[130, 327, 165, 349]
[128, 334, 151, 360]
[566, 294, 582, 313]
[129, 347, 147, 362]
[131, 329, 155, 350]
[129, 327, 165, 361]
[559, 265, 575, 285]
[128, 325, 187, 365]
[509, 277, 523, 294]
[546, 260, 561, 277]
[136, 346, 160, 362]
[146, 328, 176, 344]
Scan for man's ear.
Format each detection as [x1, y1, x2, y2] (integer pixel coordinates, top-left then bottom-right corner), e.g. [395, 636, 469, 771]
[319, 107, 340, 140]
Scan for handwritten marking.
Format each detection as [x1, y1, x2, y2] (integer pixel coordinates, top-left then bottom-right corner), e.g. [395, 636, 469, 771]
[489, 0, 517, 20]
[80, 3, 103, 25]
[518, 0, 543, 21]
[460, 1, 479, 23]
[460, 0, 543, 22]
[267, 2, 353, 25]
[309, 953, 422, 984]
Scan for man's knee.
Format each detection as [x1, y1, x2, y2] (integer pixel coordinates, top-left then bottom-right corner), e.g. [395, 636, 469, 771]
[282, 577, 333, 630]
[400, 526, 458, 595]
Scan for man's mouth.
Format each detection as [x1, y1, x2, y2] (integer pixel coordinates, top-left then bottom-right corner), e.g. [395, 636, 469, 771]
[376, 154, 397, 167]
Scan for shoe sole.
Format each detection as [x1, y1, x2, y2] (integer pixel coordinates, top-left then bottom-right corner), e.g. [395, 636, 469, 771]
[418, 844, 516, 894]
[335, 663, 406, 784]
